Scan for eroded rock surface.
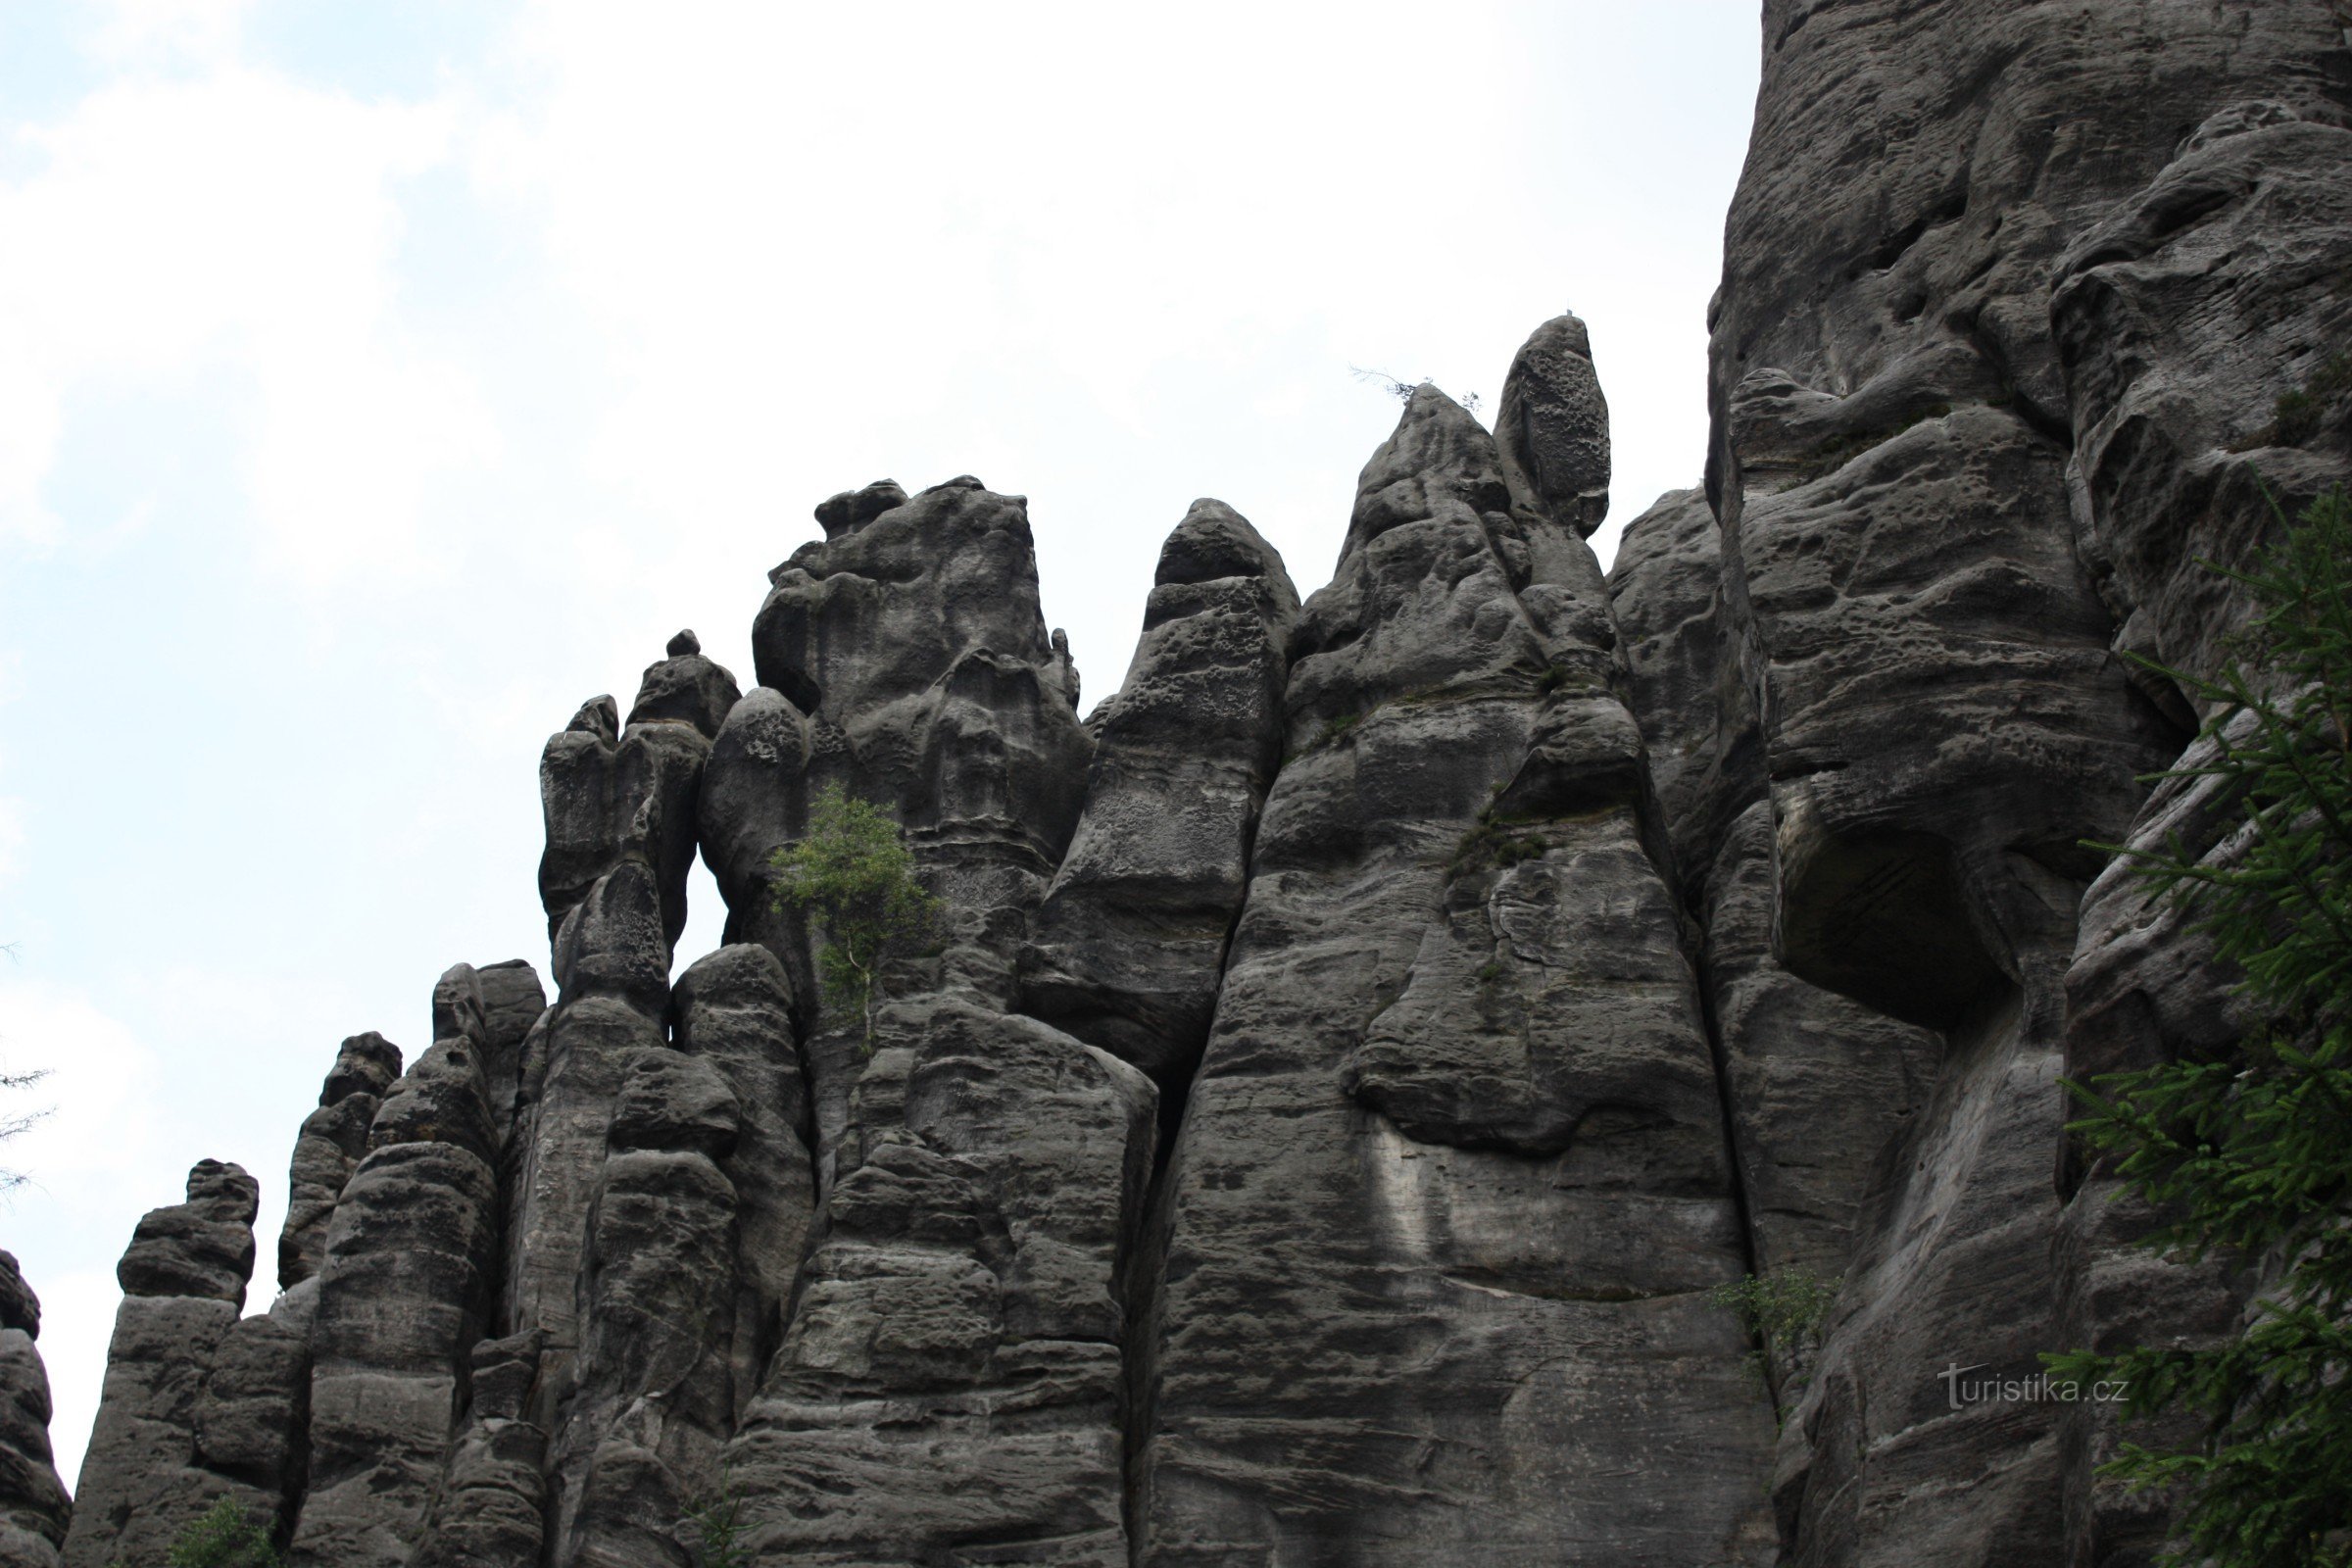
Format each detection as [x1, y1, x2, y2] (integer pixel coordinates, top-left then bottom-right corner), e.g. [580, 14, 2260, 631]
[0, 1255, 66, 1568]
[1016, 499, 1298, 1079]
[1134, 384, 1774, 1565]
[278, 1031, 402, 1290]
[43, 11, 2352, 1557]
[290, 970, 505, 1568]
[1674, 4, 2352, 1563]
[64, 1162, 275, 1568]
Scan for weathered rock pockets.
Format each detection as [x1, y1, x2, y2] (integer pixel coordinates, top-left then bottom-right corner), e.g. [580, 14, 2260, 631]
[33, 9, 2352, 1560]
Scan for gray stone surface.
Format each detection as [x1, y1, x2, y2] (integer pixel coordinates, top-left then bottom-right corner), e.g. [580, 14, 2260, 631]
[1133, 385, 1776, 1566]
[64, 1163, 275, 1568]
[1016, 499, 1298, 1078]
[291, 966, 505, 1568]
[0, 1257, 65, 1568]
[669, 945, 814, 1418]
[749, 475, 1094, 908]
[56, 11, 2352, 1555]
[1496, 311, 1611, 536]
[2055, 100, 2352, 697]
[725, 1001, 1154, 1566]
[115, 1158, 260, 1308]
[626, 628, 743, 741]
[413, 1331, 549, 1568]
[1684, 6, 2352, 1563]
[278, 1032, 402, 1290]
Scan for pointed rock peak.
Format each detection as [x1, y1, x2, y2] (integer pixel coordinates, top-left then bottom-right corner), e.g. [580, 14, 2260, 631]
[432, 962, 486, 1045]
[1498, 311, 1611, 536]
[1347, 383, 1511, 551]
[566, 695, 621, 745]
[666, 628, 701, 658]
[1156, 499, 1296, 596]
[814, 479, 907, 539]
[321, 1031, 403, 1104]
[1046, 626, 1080, 710]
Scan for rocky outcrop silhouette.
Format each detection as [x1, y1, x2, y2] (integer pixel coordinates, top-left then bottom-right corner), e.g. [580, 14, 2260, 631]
[0, 1254, 67, 1568]
[1015, 499, 1298, 1080]
[29, 5, 2352, 1563]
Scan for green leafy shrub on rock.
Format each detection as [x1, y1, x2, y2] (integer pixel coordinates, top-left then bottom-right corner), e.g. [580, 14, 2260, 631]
[148, 1497, 280, 1568]
[1712, 1265, 1838, 1405]
[770, 783, 943, 1050]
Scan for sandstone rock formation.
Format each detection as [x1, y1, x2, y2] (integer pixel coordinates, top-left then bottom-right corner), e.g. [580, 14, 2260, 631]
[1133, 379, 1774, 1565]
[1619, 2, 2352, 1562]
[32, 7, 2352, 1564]
[0, 1254, 67, 1568]
[64, 1161, 279, 1568]
[1015, 499, 1298, 1081]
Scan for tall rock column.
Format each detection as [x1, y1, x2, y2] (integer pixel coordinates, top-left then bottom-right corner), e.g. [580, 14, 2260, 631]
[0, 1255, 69, 1568]
[708, 475, 1147, 1563]
[275, 1031, 402, 1290]
[1675, 5, 2350, 1562]
[506, 635, 733, 1378]
[289, 967, 506, 1567]
[1016, 499, 1299, 1081]
[498, 634, 760, 1567]
[1134, 373, 1775, 1564]
[713, 476, 1094, 1185]
[64, 1161, 283, 1568]
[546, 944, 811, 1567]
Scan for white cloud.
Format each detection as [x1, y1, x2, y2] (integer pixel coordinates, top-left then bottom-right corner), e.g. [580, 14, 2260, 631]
[0, 54, 490, 579]
[0, 979, 167, 1201]
[26, 1265, 122, 1495]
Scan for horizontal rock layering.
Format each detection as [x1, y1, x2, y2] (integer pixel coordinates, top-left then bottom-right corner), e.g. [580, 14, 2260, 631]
[30, 5, 2352, 1564]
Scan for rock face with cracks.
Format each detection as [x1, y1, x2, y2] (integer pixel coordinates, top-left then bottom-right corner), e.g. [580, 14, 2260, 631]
[40, 8, 2352, 1564]
[0, 1255, 67, 1568]
[1015, 498, 1299, 1080]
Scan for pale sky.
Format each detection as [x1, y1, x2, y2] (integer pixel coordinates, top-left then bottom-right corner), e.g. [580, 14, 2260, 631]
[0, 0, 1761, 1485]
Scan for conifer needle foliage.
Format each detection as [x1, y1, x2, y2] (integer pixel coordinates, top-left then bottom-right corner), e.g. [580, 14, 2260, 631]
[2050, 484, 2352, 1568]
[770, 784, 942, 1051]
[159, 1497, 281, 1568]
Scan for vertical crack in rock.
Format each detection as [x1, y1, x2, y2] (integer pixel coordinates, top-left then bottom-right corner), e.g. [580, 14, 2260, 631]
[996, 497, 1302, 1556]
[1609, 489, 1943, 1285]
[1131, 325, 1779, 1565]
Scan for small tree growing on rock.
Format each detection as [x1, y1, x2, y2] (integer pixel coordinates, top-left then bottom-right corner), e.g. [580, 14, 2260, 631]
[159, 1497, 281, 1568]
[770, 784, 942, 1051]
[2050, 484, 2352, 1568]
